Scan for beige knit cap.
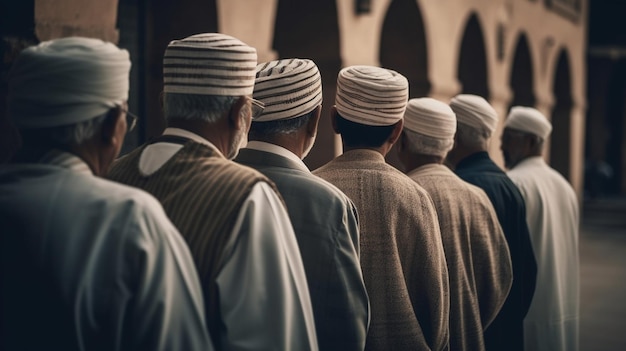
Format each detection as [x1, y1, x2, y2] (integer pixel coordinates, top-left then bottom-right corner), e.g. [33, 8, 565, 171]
[163, 33, 257, 96]
[335, 65, 408, 126]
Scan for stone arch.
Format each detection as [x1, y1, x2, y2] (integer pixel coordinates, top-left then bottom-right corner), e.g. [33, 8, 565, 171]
[379, 0, 430, 98]
[273, 0, 341, 170]
[457, 12, 490, 99]
[379, 0, 429, 171]
[509, 33, 536, 108]
[550, 48, 573, 179]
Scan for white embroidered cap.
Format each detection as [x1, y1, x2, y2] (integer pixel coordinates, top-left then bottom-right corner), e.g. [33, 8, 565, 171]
[8, 37, 131, 128]
[449, 94, 499, 136]
[404, 98, 457, 141]
[505, 106, 552, 139]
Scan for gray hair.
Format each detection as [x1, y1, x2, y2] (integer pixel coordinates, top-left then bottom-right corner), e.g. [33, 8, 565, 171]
[403, 129, 454, 157]
[45, 114, 107, 145]
[163, 92, 239, 123]
[248, 111, 314, 139]
[456, 122, 491, 149]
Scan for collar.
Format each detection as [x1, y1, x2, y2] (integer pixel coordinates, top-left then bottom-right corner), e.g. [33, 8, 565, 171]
[406, 163, 451, 178]
[39, 150, 93, 175]
[245, 141, 309, 171]
[163, 127, 223, 157]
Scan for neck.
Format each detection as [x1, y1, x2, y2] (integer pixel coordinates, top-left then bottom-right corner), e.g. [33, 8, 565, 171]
[402, 153, 443, 174]
[250, 132, 307, 159]
[448, 144, 487, 168]
[168, 118, 232, 156]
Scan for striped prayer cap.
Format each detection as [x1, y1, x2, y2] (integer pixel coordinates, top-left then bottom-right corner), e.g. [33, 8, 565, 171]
[163, 33, 257, 96]
[253, 58, 322, 122]
[449, 94, 499, 136]
[404, 98, 457, 140]
[335, 65, 408, 126]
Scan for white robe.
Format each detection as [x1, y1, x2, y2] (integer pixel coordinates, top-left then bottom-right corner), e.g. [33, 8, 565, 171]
[507, 156, 580, 351]
[138, 128, 318, 351]
[0, 151, 213, 350]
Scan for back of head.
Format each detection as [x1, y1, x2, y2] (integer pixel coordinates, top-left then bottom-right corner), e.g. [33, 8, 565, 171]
[334, 65, 408, 147]
[248, 58, 322, 138]
[403, 97, 456, 157]
[8, 37, 130, 133]
[162, 33, 257, 123]
[504, 106, 552, 140]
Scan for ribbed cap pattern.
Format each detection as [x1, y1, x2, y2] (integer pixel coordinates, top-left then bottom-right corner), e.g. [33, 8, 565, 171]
[163, 33, 257, 96]
[253, 58, 322, 121]
[449, 94, 498, 135]
[335, 65, 408, 126]
[404, 98, 457, 140]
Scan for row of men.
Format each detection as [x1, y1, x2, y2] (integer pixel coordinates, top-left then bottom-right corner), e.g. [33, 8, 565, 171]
[0, 33, 579, 351]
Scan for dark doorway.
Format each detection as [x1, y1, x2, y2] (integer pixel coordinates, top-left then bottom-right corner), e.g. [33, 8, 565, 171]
[273, 0, 341, 170]
[550, 49, 573, 180]
[457, 13, 490, 99]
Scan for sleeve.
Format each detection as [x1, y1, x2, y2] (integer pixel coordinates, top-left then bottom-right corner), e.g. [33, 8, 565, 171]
[124, 200, 214, 351]
[473, 197, 514, 330]
[216, 182, 318, 351]
[320, 199, 370, 350]
[403, 192, 450, 351]
[518, 199, 538, 317]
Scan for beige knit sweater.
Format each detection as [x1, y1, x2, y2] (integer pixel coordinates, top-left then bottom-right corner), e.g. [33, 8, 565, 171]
[314, 149, 450, 351]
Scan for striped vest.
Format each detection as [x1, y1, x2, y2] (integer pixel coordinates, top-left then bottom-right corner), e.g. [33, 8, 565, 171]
[108, 140, 270, 344]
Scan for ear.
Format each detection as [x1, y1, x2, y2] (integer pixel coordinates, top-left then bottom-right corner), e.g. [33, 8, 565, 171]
[306, 105, 322, 137]
[330, 105, 340, 134]
[101, 106, 125, 146]
[387, 119, 404, 146]
[229, 96, 249, 130]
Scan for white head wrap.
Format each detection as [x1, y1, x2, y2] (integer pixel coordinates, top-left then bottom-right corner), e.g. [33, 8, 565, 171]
[8, 37, 131, 128]
[253, 58, 322, 122]
[404, 98, 457, 140]
[163, 33, 257, 96]
[335, 65, 408, 126]
[505, 106, 552, 139]
[449, 94, 498, 136]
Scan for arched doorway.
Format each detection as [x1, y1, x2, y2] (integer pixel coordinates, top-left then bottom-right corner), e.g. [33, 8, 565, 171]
[457, 13, 490, 99]
[273, 0, 341, 170]
[142, 0, 218, 140]
[509, 34, 535, 108]
[550, 49, 573, 180]
[379, 0, 429, 170]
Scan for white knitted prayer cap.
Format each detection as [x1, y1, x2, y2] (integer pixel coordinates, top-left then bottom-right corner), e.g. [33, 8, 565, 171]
[505, 106, 552, 139]
[163, 33, 257, 96]
[449, 94, 498, 136]
[8, 37, 131, 128]
[253, 58, 322, 122]
[404, 98, 457, 140]
[335, 65, 408, 126]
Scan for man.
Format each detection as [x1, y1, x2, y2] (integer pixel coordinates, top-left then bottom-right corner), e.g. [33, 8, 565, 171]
[235, 58, 369, 350]
[447, 94, 537, 351]
[397, 97, 513, 351]
[501, 106, 579, 351]
[107, 33, 317, 350]
[314, 65, 449, 351]
[0, 37, 212, 350]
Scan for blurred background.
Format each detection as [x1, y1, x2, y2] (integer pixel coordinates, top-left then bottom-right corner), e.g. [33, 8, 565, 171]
[1, 0, 625, 349]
